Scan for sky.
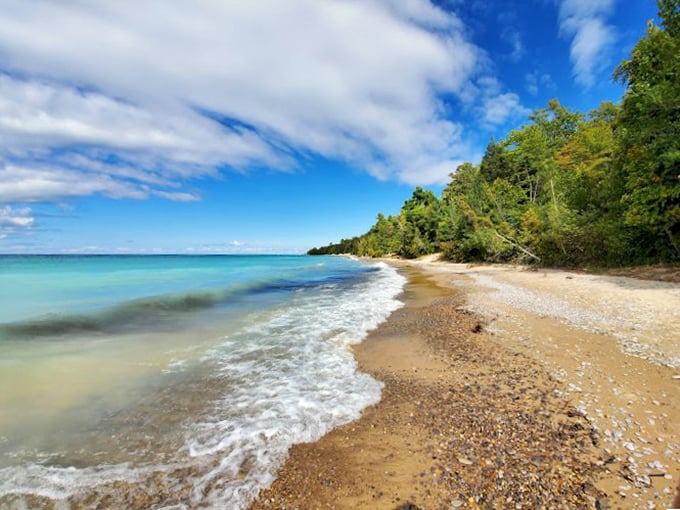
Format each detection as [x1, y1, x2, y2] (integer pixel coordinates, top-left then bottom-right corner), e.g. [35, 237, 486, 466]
[0, 0, 660, 254]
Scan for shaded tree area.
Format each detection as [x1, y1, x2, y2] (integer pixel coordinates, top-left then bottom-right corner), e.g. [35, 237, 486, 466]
[308, 0, 680, 266]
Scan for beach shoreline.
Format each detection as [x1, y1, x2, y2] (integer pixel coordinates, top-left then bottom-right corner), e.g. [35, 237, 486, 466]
[251, 259, 680, 509]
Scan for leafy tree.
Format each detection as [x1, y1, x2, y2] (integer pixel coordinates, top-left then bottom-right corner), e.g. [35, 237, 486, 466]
[310, 9, 680, 267]
[398, 187, 442, 258]
[307, 237, 359, 255]
[614, 0, 680, 258]
[479, 138, 513, 183]
[551, 103, 633, 264]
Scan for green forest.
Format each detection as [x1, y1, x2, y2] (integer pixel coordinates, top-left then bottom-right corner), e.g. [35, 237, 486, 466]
[309, 0, 680, 267]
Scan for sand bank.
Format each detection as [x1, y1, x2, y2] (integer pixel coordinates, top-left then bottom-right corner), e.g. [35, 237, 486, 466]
[251, 260, 679, 509]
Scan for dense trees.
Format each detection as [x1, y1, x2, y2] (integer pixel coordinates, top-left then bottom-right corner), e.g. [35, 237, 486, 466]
[308, 0, 680, 266]
[614, 0, 680, 258]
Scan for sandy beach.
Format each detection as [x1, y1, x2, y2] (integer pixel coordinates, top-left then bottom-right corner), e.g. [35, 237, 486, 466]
[252, 260, 680, 509]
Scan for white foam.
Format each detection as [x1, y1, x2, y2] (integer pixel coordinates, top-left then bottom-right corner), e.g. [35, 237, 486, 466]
[183, 261, 405, 508]
[0, 261, 406, 509]
[0, 462, 147, 501]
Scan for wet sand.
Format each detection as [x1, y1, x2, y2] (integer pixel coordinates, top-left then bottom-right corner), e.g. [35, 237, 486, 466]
[251, 261, 680, 509]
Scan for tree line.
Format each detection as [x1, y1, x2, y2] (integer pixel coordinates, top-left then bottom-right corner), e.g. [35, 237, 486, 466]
[308, 0, 680, 267]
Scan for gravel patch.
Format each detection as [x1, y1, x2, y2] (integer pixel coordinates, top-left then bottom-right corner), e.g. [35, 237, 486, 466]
[464, 273, 680, 369]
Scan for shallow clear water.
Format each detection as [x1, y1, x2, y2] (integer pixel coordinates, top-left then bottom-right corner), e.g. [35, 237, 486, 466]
[0, 255, 405, 508]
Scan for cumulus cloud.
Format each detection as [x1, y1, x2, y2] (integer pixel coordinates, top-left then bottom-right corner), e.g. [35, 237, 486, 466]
[0, 0, 487, 201]
[558, 0, 617, 88]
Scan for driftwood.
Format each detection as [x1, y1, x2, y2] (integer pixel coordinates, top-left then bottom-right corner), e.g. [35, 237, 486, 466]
[495, 231, 541, 262]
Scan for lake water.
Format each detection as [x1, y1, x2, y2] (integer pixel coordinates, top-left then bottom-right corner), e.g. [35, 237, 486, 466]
[0, 255, 405, 508]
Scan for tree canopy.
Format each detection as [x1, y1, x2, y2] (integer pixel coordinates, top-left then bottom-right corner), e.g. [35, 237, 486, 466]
[308, 1, 680, 266]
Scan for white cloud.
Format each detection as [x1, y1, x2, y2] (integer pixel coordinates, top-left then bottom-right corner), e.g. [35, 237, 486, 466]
[0, 0, 487, 200]
[381, 0, 461, 29]
[0, 75, 279, 167]
[465, 74, 530, 131]
[480, 93, 530, 127]
[183, 241, 296, 255]
[0, 205, 34, 238]
[401, 160, 468, 186]
[503, 30, 524, 61]
[525, 71, 556, 96]
[526, 73, 539, 96]
[477, 76, 503, 97]
[0, 205, 33, 227]
[559, 0, 615, 20]
[558, 0, 617, 88]
[567, 18, 615, 87]
[0, 163, 201, 203]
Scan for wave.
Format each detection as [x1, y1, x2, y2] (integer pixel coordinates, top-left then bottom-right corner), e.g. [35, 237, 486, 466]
[0, 269, 371, 340]
[0, 260, 406, 509]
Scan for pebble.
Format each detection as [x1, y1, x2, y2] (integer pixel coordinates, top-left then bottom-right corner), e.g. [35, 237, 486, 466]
[251, 274, 680, 510]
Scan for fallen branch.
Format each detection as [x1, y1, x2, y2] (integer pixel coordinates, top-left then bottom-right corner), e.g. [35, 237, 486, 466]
[494, 231, 541, 262]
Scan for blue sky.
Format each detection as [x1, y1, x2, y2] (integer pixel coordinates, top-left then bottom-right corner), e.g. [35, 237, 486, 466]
[0, 0, 659, 254]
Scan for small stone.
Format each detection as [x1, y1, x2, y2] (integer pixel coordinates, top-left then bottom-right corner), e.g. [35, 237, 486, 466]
[451, 500, 463, 508]
[647, 460, 664, 470]
[635, 474, 651, 488]
[457, 457, 473, 466]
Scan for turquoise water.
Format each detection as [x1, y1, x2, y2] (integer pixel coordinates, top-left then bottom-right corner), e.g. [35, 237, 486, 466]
[0, 255, 405, 508]
[0, 255, 344, 325]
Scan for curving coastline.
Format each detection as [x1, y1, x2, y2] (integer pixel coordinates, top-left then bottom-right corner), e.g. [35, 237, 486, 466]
[251, 260, 680, 509]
